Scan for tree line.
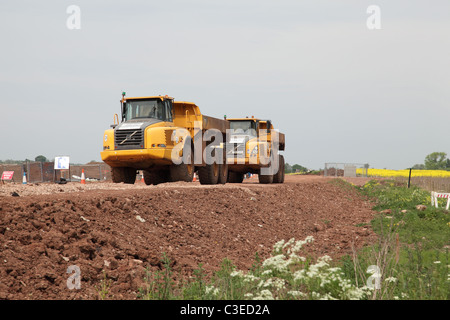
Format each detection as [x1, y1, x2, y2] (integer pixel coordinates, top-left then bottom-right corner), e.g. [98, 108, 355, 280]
[0, 156, 99, 165]
[412, 152, 450, 170]
[284, 163, 308, 174]
[0, 155, 49, 164]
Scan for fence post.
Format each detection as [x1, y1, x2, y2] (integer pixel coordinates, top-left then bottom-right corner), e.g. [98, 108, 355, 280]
[27, 160, 30, 183]
[407, 168, 412, 188]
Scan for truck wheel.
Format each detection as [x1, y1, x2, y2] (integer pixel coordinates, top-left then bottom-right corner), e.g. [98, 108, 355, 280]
[258, 169, 273, 184]
[273, 155, 285, 183]
[111, 167, 136, 184]
[218, 163, 228, 184]
[198, 162, 220, 185]
[143, 169, 169, 185]
[170, 145, 195, 182]
[228, 171, 244, 183]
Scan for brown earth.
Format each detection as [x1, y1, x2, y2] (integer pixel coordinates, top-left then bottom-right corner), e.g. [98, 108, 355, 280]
[0, 175, 377, 300]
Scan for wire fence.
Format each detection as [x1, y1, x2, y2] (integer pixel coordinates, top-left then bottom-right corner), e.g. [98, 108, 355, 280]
[0, 162, 112, 183]
[323, 163, 369, 177]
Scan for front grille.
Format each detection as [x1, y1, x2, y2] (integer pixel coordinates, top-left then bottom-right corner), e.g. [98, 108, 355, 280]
[226, 143, 245, 158]
[115, 129, 144, 150]
[165, 129, 175, 146]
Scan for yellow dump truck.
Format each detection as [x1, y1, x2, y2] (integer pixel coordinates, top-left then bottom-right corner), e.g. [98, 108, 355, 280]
[226, 116, 285, 184]
[101, 93, 229, 185]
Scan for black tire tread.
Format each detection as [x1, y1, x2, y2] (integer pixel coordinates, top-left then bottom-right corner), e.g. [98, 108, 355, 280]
[218, 164, 228, 184]
[228, 171, 244, 183]
[111, 167, 136, 184]
[143, 170, 169, 185]
[273, 155, 285, 184]
[198, 163, 220, 185]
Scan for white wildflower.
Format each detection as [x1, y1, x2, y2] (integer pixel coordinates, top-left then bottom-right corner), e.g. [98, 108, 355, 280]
[253, 289, 274, 300]
[272, 278, 285, 290]
[205, 285, 219, 296]
[262, 278, 272, 288]
[243, 274, 259, 283]
[283, 238, 295, 249]
[230, 270, 243, 278]
[257, 280, 264, 288]
[262, 254, 290, 272]
[290, 236, 314, 254]
[287, 290, 304, 297]
[261, 270, 272, 276]
[360, 285, 374, 291]
[293, 269, 306, 281]
[319, 293, 337, 300]
[385, 277, 397, 283]
[273, 240, 285, 253]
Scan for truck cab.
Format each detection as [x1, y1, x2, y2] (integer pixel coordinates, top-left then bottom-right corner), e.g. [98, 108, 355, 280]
[226, 117, 285, 184]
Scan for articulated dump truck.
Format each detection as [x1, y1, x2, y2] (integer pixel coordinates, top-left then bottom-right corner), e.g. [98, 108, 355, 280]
[101, 93, 230, 185]
[226, 117, 286, 184]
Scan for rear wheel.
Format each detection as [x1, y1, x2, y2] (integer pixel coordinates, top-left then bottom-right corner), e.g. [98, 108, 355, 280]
[218, 163, 228, 184]
[143, 169, 170, 185]
[198, 162, 220, 185]
[170, 144, 195, 182]
[258, 169, 273, 184]
[228, 171, 244, 183]
[272, 155, 285, 183]
[111, 167, 136, 184]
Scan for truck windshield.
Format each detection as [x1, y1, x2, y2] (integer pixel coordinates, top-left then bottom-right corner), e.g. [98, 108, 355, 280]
[123, 99, 167, 121]
[229, 120, 256, 136]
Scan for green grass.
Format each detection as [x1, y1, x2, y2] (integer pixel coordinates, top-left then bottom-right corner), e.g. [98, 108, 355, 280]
[134, 178, 449, 300]
[339, 179, 450, 300]
[361, 179, 450, 249]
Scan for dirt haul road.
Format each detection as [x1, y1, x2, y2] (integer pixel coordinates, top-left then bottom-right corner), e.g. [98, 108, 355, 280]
[0, 175, 377, 300]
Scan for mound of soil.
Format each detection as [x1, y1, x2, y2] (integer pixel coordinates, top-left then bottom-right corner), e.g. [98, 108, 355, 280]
[0, 175, 377, 299]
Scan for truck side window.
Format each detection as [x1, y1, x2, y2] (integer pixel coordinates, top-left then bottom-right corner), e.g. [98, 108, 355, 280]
[165, 101, 173, 122]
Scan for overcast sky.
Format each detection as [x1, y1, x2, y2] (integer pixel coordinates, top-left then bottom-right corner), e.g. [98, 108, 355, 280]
[1, 0, 449, 169]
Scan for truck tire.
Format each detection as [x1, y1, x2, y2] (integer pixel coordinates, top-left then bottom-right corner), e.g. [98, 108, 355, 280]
[170, 145, 195, 182]
[228, 171, 244, 183]
[258, 169, 273, 184]
[111, 167, 136, 184]
[198, 162, 220, 185]
[218, 163, 228, 184]
[272, 155, 285, 183]
[143, 169, 169, 185]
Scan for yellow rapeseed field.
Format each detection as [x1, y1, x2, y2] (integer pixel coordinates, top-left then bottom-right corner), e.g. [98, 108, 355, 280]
[356, 168, 450, 178]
